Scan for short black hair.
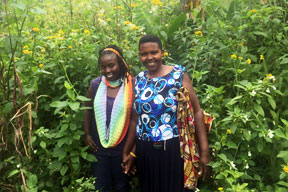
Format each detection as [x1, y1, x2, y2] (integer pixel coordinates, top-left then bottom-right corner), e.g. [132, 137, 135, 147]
[98, 45, 130, 78]
[138, 34, 162, 50]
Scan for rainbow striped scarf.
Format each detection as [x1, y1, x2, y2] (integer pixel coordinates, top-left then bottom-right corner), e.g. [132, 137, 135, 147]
[94, 74, 133, 148]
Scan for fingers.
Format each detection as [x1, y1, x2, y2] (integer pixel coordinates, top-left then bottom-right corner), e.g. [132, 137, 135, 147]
[198, 163, 210, 181]
[86, 138, 98, 152]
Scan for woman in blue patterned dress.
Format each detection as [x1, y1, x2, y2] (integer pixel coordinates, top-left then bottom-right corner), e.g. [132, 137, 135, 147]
[122, 35, 210, 192]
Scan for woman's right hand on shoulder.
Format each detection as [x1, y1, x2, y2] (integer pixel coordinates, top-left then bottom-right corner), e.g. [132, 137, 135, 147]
[85, 134, 98, 152]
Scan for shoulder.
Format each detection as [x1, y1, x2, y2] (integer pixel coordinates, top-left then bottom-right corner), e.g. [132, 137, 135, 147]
[135, 71, 147, 81]
[91, 76, 102, 85]
[173, 64, 186, 73]
[91, 76, 103, 92]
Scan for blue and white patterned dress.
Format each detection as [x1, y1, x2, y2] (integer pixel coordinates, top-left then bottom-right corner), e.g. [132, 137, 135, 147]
[134, 65, 186, 141]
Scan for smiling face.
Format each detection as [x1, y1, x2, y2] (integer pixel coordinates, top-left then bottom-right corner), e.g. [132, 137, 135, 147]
[100, 53, 121, 81]
[139, 42, 164, 73]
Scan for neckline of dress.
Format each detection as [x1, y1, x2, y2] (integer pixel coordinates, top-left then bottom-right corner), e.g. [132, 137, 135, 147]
[144, 65, 176, 80]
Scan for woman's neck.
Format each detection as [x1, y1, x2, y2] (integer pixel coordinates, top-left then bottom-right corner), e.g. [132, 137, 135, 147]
[147, 65, 173, 78]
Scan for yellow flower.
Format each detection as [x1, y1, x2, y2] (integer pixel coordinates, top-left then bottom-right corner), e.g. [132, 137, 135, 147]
[106, 18, 111, 22]
[124, 21, 132, 25]
[14, 57, 19, 61]
[194, 31, 203, 37]
[113, 6, 123, 10]
[58, 29, 64, 34]
[151, 0, 163, 6]
[97, 13, 104, 17]
[218, 187, 223, 191]
[231, 54, 237, 59]
[39, 64, 43, 68]
[130, 24, 139, 30]
[247, 58, 251, 64]
[283, 164, 288, 173]
[163, 52, 168, 56]
[130, 3, 135, 8]
[260, 54, 264, 60]
[238, 41, 244, 46]
[23, 45, 28, 49]
[71, 29, 78, 32]
[23, 49, 30, 54]
[26, 31, 30, 35]
[227, 129, 232, 134]
[68, 46, 72, 49]
[32, 27, 40, 32]
[250, 9, 257, 13]
[84, 30, 89, 34]
[238, 57, 243, 60]
[266, 74, 272, 77]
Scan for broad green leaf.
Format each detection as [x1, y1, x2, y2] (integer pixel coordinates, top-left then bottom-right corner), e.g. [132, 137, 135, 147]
[86, 154, 97, 162]
[70, 123, 77, 131]
[226, 141, 238, 149]
[60, 165, 68, 176]
[267, 97, 276, 110]
[68, 102, 80, 111]
[38, 69, 52, 75]
[226, 0, 239, 19]
[4, 102, 13, 113]
[160, 31, 168, 41]
[277, 181, 288, 188]
[215, 173, 225, 179]
[40, 141, 46, 149]
[226, 96, 243, 106]
[81, 151, 88, 159]
[76, 95, 91, 102]
[67, 89, 75, 100]
[280, 58, 288, 65]
[167, 13, 186, 37]
[253, 31, 268, 38]
[281, 118, 288, 126]
[50, 101, 68, 108]
[11, 3, 26, 10]
[254, 104, 265, 116]
[270, 110, 278, 123]
[8, 169, 20, 178]
[30, 7, 46, 15]
[275, 129, 286, 139]
[277, 151, 288, 162]
[64, 81, 72, 90]
[218, 154, 228, 162]
[26, 174, 38, 188]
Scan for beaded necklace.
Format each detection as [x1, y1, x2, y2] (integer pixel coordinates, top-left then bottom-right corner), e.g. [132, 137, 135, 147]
[94, 74, 133, 148]
[105, 78, 122, 88]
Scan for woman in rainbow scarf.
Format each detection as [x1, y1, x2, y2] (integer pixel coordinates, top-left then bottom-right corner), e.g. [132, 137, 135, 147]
[83, 45, 133, 192]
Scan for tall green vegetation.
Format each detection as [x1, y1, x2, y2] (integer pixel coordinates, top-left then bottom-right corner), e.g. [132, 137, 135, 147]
[0, 0, 287, 191]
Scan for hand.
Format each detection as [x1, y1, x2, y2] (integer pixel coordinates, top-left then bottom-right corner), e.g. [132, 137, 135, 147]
[197, 152, 211, 181]
[121, 154, 136, 176]
[85, 135, 98, 152]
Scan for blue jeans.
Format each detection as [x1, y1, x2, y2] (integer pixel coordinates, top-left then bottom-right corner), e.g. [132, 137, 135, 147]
[92, 152, 130, 192]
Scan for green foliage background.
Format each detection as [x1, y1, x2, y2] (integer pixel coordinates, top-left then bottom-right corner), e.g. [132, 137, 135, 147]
[1, 0, 288, 191]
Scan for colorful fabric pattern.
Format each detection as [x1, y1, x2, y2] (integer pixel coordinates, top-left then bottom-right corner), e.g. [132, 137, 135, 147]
[134, 65, 186, 141]
[176, 87, 214, 189]
[94, 74, 133, 148]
